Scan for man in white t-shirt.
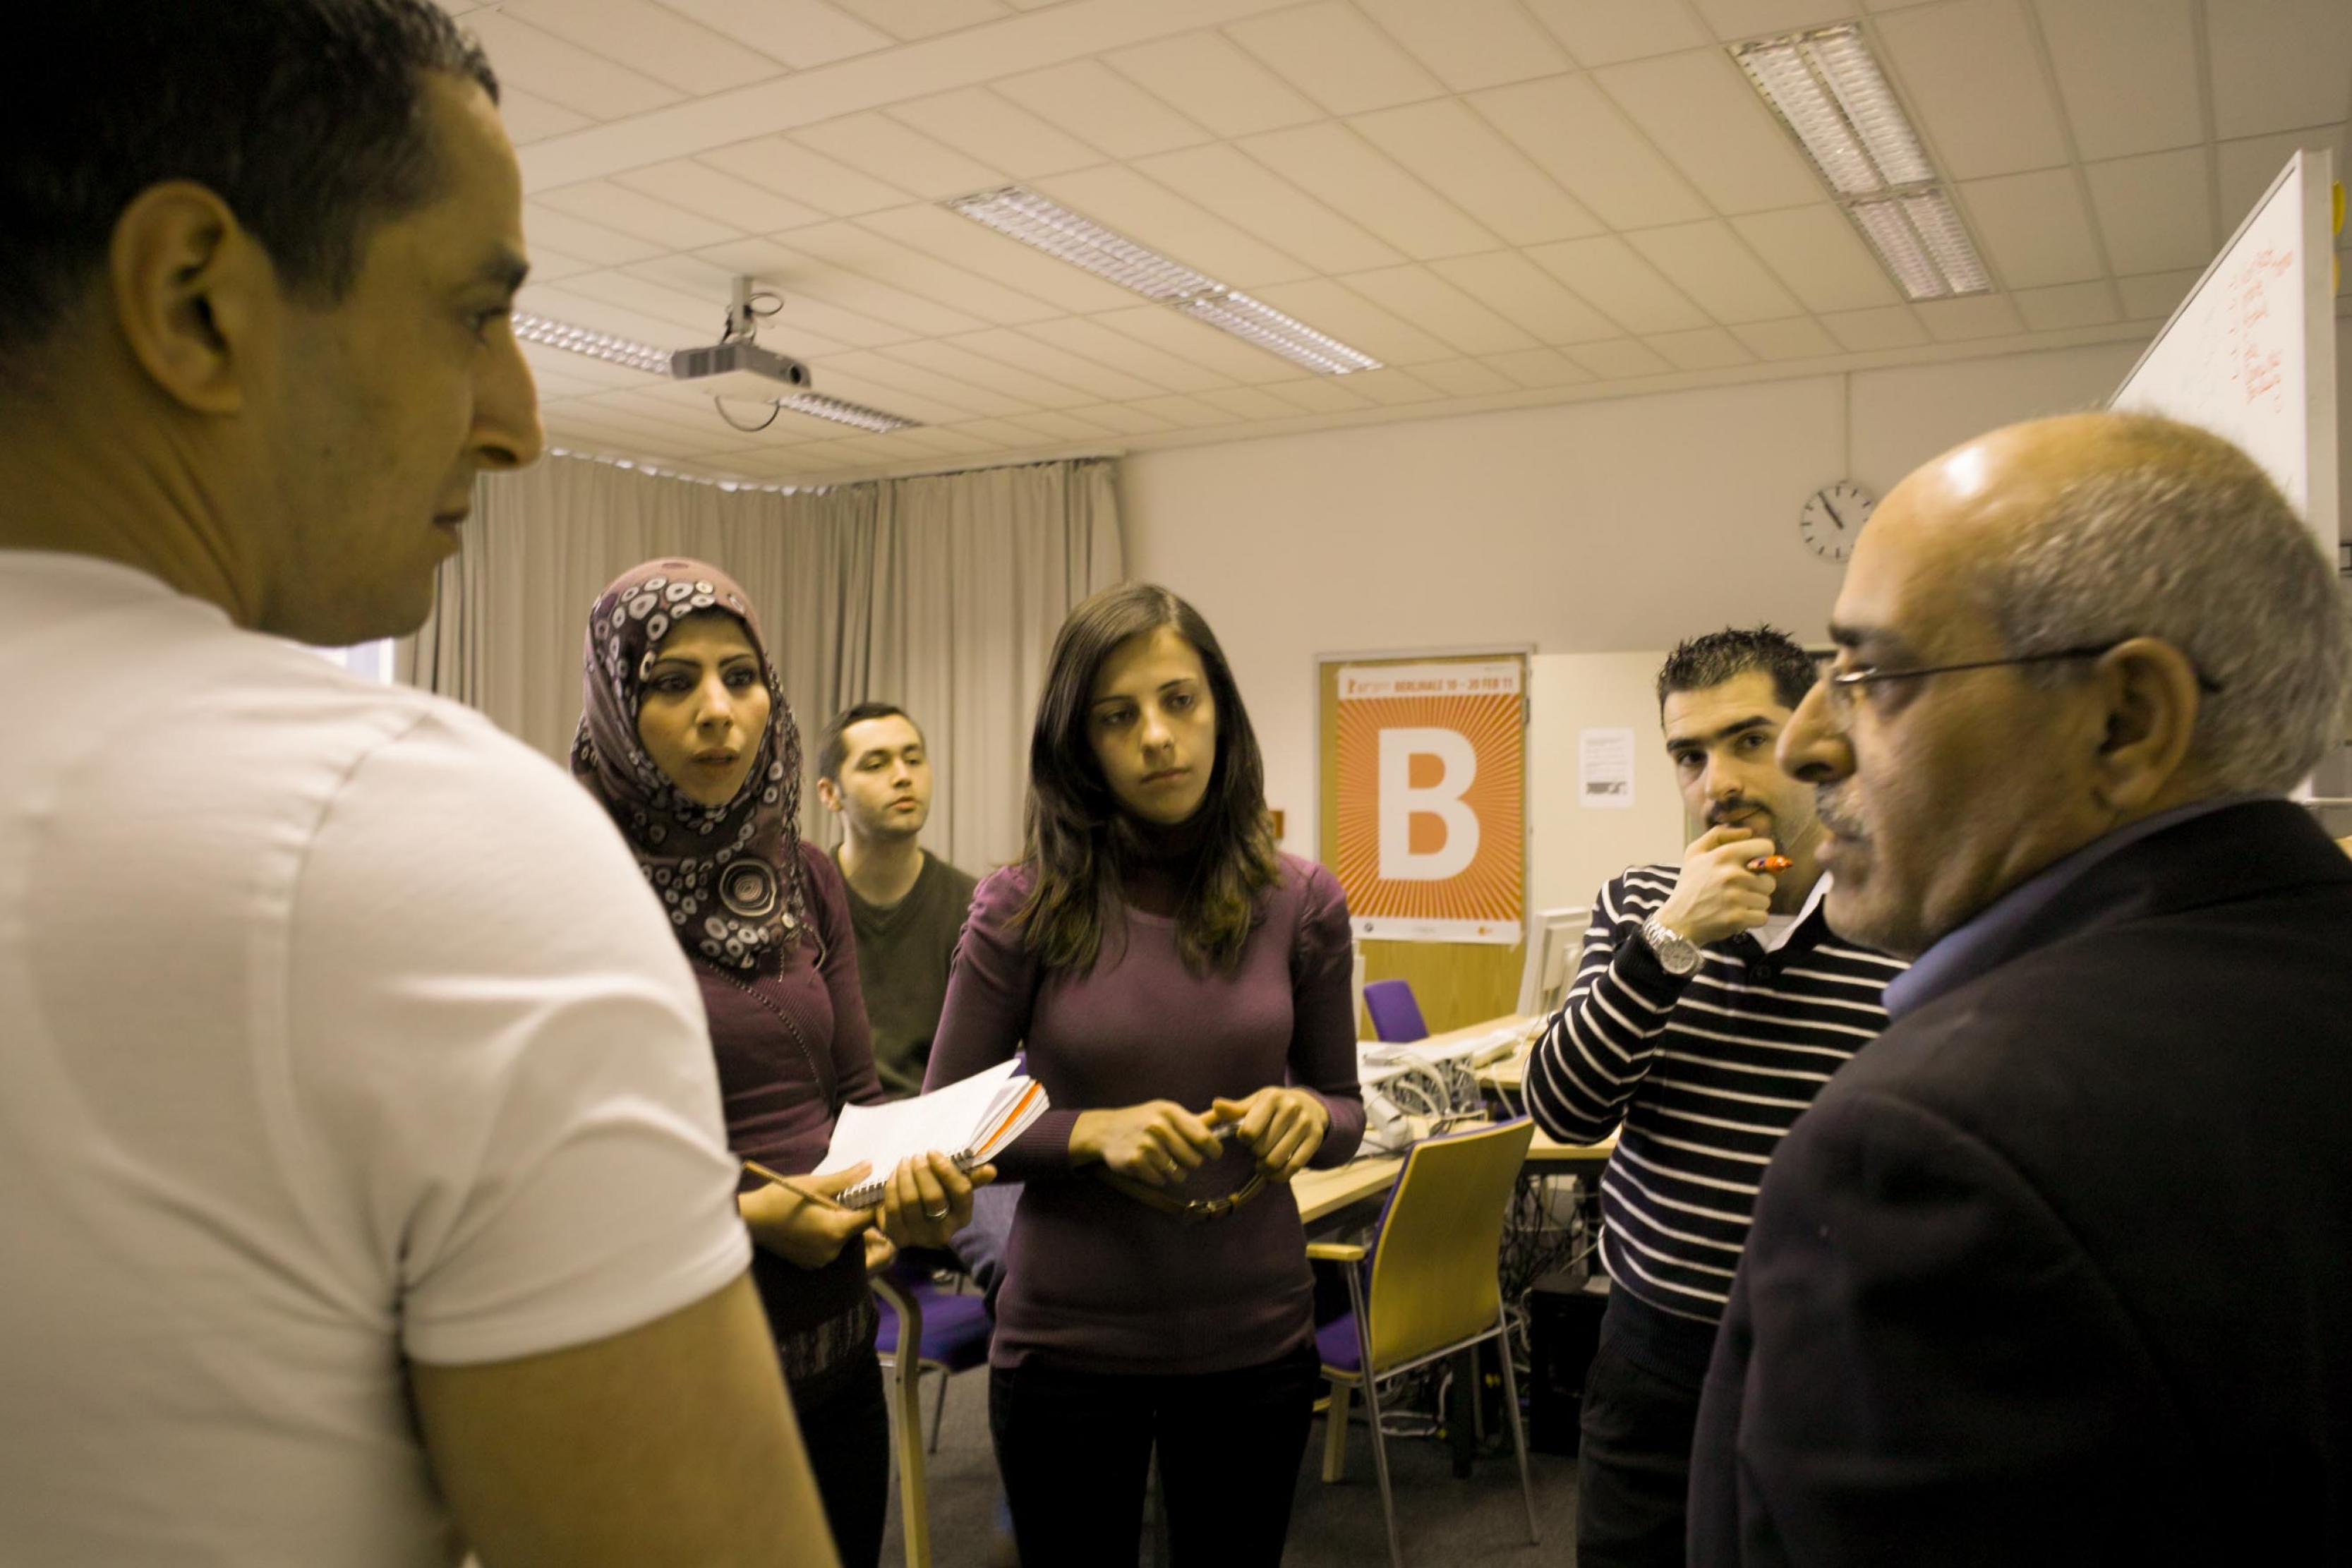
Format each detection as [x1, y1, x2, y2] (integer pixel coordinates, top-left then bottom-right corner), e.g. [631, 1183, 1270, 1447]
[0, 4, 832, 1564]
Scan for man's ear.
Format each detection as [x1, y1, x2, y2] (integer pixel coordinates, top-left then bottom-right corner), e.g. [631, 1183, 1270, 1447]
[2088, 636, 2203, 814]
[107, 181, 270, 417]
[814, 777, 841, 814]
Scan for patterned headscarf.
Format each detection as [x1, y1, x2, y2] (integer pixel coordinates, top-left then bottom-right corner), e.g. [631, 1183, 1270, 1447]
[571, 558, 812, 972]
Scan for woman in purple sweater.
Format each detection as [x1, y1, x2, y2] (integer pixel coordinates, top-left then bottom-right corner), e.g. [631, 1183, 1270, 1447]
[927, 582, 1365, 1568]
[573, 558, 982, 1567]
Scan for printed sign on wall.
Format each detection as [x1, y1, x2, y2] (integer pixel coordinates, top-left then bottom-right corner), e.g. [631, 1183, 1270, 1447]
[1334, 660, 1524, 944]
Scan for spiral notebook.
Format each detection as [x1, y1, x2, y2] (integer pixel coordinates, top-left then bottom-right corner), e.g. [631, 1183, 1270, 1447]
[813, 1059, 1048, 1209]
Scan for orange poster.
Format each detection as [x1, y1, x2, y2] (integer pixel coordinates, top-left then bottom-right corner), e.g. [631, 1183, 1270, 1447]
[1334, 660, 1524, 944]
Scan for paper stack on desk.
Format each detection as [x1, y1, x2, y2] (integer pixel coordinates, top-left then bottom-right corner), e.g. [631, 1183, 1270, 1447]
[814, 1059, 1047, 1208]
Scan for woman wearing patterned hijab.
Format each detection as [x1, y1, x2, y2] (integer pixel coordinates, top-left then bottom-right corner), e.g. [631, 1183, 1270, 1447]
[573, 558, 984, 1568]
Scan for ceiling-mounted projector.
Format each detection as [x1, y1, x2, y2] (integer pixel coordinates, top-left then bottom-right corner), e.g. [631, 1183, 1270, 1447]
[668, 339, 812, 402]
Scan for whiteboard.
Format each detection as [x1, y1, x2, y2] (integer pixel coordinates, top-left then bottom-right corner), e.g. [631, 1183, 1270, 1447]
[2113, 150, 2339, 553]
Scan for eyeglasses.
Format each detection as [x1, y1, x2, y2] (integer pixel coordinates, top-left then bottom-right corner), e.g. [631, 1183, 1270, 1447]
[1825, 641, 2224, 712]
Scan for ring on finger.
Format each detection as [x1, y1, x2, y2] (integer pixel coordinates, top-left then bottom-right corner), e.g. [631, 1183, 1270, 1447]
[923, 1205, 950, 1221]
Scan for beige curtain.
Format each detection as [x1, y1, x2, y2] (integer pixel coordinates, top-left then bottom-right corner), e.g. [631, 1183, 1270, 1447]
[399, 454, 1124, 873]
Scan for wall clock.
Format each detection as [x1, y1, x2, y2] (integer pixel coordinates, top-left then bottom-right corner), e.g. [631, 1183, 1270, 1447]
[1800, 481, 1874, 561]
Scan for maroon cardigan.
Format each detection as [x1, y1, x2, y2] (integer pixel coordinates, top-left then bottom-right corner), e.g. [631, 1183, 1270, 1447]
[926, 850, 1365, 1375]
[692, 841, 885, 1341]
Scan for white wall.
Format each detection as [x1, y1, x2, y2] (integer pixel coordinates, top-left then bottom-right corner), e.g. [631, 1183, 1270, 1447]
[1124, 338, 2156, 857]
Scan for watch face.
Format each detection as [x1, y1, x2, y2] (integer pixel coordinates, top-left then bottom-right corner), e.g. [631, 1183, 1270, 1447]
[1800, 481, 1874, 561]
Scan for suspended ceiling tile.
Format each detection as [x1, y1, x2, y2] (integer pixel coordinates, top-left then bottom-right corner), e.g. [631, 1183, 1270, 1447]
[1085, 306, 1304, 385]
[1428, 251, 1622, 345]
[2083, 148, 2216, 276]
[2214, 128, 2344, 230]
[792, 113, 1008, 200]
[500, 0, 785, 92]
[1237, 123, 1504, 262]
[1470, 76, 1713, 231]
[1413, 357, 1521, 397]
[1483, 347, 1596, 387]
[1238, 278, 1454, 365]
[524, 362, 622, 401]
[2116, 267, 2202, 321]
[1914, 293, 2026, 340]
[1338, 265, 1541, 356]
[1102, 31, 1324, 138]
[1348, 100, 1605, 248]
[1060, 402, 1183, 435]
[555, 268, 737, 336]
[1035, 164, 1314, 289]
[613, 159, 829, 234]
[1565, 338, 1674, 378]
[1957, 169, 2105, 289]
[499, 90, 593, 145]
[1260, 377, 1378, 413]
[1624, 222, 1807, 324]
[1122, 394, 1234, 430]
[651, 0, 892, 52]
[1224, 2, 1449, 116]
[1525, 236, 1712, 335]
[1195, 385, 1314, 421]
[2013, 280, 2122, 330]
[773, 222, 1066, 325]
[994, 60, 1214, 159]
[2032, 0, 2200, 162]
[536, 180, 747, 248]
[942, 327, 1174, 400]
[1646, 327, 1756, 370]
[523, 243, 600, 283]
[1134, 145, 1407, 275]
[521, 342, 655, 390]
[886, 425, 1007, 457]
[521, 204, 663, 265]
[693, 238, 993, 337]
[818, 350, 1023, 417]
[1731, 205, 1904, 313]
[2206, 0, 2352, 140]
[1325, 368, 1447, 405]
[464, 11, 684, 119]
[884, 88, 1108, 179]
[857, 204, 1138, 313]
[877, 339, 1091, 406]
[1018, 315, 1236, 394]
[696, 136, 915, 217]
[1591, 49, 1826, 216]
[1520, 0, 1711, 66]
[1819, 304, 1931, 349]
[1006, 407, 1124, 441]
[1687, 0, 1859, 37]
[1353, 0, 1576, 92]
[1731, 316, 1843, 360]
[517, 282, 697, 346]
[826, 0, 1011, 44]
[1874, 0, 2071, 179]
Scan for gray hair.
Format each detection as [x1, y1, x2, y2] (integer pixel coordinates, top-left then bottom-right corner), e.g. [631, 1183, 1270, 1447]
[1986, 413, 2349, 796]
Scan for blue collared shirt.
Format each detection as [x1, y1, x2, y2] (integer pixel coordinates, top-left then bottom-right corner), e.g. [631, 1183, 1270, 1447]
[1883, 792, 2274, 1020]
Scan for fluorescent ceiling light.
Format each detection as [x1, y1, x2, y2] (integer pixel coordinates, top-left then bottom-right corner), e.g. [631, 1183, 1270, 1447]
[510, 310, 921, 432]
[944, 186, 1382, 375]
[1732, 25, 1991, 301]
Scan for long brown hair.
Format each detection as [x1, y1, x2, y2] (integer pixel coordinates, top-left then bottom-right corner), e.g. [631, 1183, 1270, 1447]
[1015, 583, 1279, 975]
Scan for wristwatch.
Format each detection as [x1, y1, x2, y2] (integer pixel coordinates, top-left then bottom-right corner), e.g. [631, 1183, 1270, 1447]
[1641, 915, 1701, 977]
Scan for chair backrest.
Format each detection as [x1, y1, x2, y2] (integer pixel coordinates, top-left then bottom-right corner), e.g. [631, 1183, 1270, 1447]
[1361, 1118, 1536, 1372]
[1361, 978, 1428, 1044]
[1514, 907, 1582, 1017]
[1351, 943, 1368, 1038]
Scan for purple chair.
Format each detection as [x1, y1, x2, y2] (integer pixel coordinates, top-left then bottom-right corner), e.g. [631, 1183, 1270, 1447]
[872, 1258, 995, 1568]
[1362, 978, 1430, 1043]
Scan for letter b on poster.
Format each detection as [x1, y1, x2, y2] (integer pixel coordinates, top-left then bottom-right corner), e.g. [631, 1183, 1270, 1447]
[1335, 661, 1524, 943]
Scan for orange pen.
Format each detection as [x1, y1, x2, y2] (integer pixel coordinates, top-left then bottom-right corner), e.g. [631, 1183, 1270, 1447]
[1747, 855, 1792, 874]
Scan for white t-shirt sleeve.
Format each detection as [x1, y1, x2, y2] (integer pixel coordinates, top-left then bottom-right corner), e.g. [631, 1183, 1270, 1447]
[284, 706, 751, 1367]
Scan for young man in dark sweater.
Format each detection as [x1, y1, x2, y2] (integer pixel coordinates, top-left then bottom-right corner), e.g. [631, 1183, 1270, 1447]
[816, 703, 980, 1099]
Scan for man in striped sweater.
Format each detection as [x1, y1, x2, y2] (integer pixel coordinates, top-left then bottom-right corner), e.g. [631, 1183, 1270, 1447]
[1524, 627, 1905, 1568]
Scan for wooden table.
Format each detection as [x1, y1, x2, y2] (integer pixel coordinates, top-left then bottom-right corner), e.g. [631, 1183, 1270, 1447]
[1290, 1127, 1613, 1223]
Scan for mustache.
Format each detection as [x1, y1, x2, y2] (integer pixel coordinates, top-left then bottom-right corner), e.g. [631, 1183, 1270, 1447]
[1813, 787, 1864, 838]
[1707, 800, 1768, 827]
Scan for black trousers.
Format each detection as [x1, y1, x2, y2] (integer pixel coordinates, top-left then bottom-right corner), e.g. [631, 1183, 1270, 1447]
[792, 1349, 891, 1568]
[1576, 1289, 1723, 1568]
[989, 1340, 1322, 1568]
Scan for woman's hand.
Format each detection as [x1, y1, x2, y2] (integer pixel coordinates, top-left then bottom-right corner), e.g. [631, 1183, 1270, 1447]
[737, 1163, 876, 1270]
[1070, 1101, 1225, 1186]
[1210, 1087, 1332, 1182]
[876, 1152, 996, 1248]
[862, 1228, 897, 1278]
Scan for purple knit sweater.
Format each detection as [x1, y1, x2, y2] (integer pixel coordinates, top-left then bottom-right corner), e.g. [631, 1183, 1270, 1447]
[925, 848, 1365, 1375]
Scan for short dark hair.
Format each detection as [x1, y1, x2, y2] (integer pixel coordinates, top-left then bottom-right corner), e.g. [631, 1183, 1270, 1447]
[1017, 583, 1279, 977]
[817, 701, 919, 783]
[0, 0, 497, 374]
[1657, 625, 1819, 713]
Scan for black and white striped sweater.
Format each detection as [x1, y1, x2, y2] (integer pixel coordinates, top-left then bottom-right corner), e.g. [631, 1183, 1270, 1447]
[1524, 864, 1905, 1322]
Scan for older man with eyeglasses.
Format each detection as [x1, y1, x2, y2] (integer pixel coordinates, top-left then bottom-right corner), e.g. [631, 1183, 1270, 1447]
[1687, 411, 2352, 1565]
